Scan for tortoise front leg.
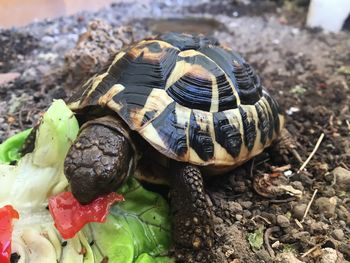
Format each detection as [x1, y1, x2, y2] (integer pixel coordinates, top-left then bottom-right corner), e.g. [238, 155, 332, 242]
[170, 163, 214, 252]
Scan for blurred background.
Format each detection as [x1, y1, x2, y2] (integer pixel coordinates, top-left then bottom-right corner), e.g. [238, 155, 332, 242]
[0, 0, 350, 31]
[0, 0, 118, 28]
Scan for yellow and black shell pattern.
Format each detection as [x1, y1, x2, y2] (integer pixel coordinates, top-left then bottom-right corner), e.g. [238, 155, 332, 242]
[68, 32, 284, 168]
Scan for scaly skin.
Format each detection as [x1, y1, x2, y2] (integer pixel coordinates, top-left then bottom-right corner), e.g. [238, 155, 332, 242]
[170, 163, 214, 261]
[64, 123, 132, 204]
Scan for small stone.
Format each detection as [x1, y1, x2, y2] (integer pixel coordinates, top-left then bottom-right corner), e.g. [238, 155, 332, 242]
[277, 215, 290, 228]
[332, 228, 344, 241]
[228, 202, 243, 213]
[235, 214, 243, 221]
[315, 197, 337, 218]
[309, 221, 329, 234]
[213, 216, 223, 224]
[243, 210, 252, 218]
[293, 203, 307, 220]
[0, 72, 20, 85]
[290, 181, 304, 191]
[333, 167, 350, 191]
[240, 201, 253, 209]
[320, 248, 338, 263]
[276, 252, 303, 263]
[337, 205, 350, 224]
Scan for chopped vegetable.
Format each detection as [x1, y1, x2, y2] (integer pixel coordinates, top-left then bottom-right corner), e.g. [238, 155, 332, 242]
[0, 100, 174, 262]
[0, 129, 32, 165]
[49, 192, 124, 239]
[247, 226, 264, 251]
[0, 205, 19, 263]
[0, 100, 79, 207]
[84, 178, 173, 263]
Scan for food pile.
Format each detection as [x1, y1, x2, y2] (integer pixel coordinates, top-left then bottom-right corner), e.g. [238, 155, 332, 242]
[0, 100, 173, 263]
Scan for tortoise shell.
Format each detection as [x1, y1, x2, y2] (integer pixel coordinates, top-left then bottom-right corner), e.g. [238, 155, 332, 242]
[68, 32, 284, 167]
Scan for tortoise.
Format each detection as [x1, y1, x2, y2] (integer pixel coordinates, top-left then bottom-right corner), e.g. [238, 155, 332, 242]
[64, 32, 284, 252]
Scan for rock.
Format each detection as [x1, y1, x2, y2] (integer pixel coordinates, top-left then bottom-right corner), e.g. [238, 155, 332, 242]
[332, 228, 344, 241]
[315, 197, 337, 218]
[320, 248, 338, 263]
[276, 252, 303, 263]
[337, 205, 350, 224]
[290, 181, 304, 191]
[63, 20, 134, 92]
[228, 202, 243, 213]
[0, 72, 20, 85]
[240, 201, 253, 209]
[309, 221, 329, 234]
[333, 167, 350, 191]
[213, 216, 224, 224]
[277, 215, 290, 228]
[235, 214, 243, 221]
[293, 203, 307, 220]
[243, 210, 252, 218]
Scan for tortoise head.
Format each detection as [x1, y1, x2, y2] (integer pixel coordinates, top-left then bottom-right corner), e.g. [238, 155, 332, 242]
[64, 116, 134, 204]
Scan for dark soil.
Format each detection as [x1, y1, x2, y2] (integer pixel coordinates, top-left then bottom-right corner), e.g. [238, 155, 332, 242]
[1, 0, 350, 262]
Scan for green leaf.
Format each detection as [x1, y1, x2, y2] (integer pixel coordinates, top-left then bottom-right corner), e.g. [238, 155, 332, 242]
[0, 128, 32, 164]
[135, 253, 174, 263]
[84, 178, 173, 263]
[282, 243, 297, 253]
[338, 66, 350, 75]
[247, 226, 264, 251]
[290, 85, 307, 95]
[0, 99, 79, 207]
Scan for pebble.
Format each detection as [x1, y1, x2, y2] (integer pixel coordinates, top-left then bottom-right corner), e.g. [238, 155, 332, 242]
[309, 221, 329, 234]
[333, 167, 350, 191]
[239, 201, 253, 209]
[235, 214, 243, 221]
[276, 252, 303, 263]
[290, 181, 304, 191]
[243, 210, 252, 218]
[213, 216, 224, 224]
[292, 203, 307, 220]
[315, 197, 337, 218]
[320, 248, 338, 263]
[337, 205, 350, 224]
[228, 202, 243, 213]
[277, 215, 290, 228]
[0, 72, 20, 85]
[332, 228, 344, 241]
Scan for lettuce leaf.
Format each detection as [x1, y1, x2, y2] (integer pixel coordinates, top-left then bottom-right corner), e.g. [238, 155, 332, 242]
[0, 128, 32, 164]
[84, 178, 172, 263]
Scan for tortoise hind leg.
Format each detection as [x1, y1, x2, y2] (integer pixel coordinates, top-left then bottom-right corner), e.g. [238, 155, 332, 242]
[169, 162, 214, 260]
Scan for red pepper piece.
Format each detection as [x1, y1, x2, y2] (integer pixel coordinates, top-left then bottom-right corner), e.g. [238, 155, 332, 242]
[0, 205, 19, 263]
[49, 192, 124, 239]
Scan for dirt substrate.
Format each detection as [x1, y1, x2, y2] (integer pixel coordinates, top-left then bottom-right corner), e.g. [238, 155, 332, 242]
[1, 0, 350, 262]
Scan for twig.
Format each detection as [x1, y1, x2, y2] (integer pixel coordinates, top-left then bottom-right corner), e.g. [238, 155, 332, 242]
[264, 226, 280, 258]
[340, 161, 350, 170]
[251, 215, 272, 225]
[269, 197, 296, 204]
[291, 148, 303, 163]
[294, 218, 303, 229]
[301, 189, 318, 223]
[272, 164, 291, 172]
[249, 158, 255, 179]
[297, 133, 324, 174]
[346, 120, 350, 132]
[301, 244, 321, 258]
